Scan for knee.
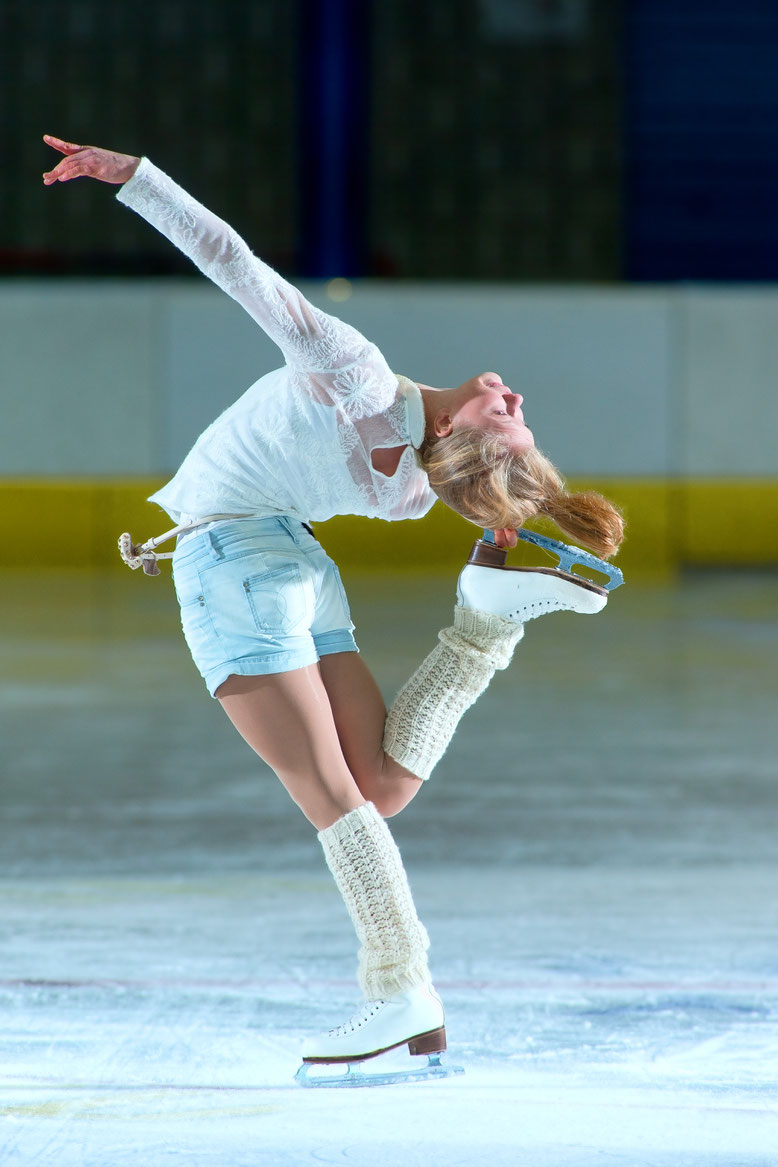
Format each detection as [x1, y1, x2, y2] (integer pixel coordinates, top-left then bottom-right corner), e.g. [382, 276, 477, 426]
[369, 776, 423, 819]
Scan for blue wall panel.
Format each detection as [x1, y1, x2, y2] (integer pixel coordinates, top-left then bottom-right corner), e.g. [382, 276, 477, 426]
[625, 2, 778, 280]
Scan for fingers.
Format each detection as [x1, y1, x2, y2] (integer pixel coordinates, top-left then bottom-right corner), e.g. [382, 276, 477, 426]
[42, 157, 84, 184]
[43, 133, 84, 155]
[42, 147, 102, 184]
[42, 134, 89, 184]
[492, 528, 519, 549]
[42, 141, 139, 185]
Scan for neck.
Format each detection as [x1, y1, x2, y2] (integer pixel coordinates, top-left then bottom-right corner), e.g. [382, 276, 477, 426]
[416, 382, 457, 438]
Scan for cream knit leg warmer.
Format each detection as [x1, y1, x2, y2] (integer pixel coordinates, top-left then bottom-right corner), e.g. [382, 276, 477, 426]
[318, 802, 431, 1000]
[382, 606, 525, 781]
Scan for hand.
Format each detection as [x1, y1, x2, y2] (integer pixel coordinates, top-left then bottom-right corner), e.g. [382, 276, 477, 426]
[42, 134, 140, 186]
[492, 528, 518, 549]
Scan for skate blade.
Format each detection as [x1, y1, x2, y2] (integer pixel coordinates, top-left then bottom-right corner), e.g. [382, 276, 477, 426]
[483, 528, 624, 591]
[295, 1052, 464, 1089]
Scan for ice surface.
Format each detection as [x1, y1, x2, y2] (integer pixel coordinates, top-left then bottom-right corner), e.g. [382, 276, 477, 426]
[1, 569, 777, 1165]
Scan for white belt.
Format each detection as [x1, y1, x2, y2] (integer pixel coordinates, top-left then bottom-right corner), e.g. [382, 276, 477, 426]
[117, 513, 248, 576]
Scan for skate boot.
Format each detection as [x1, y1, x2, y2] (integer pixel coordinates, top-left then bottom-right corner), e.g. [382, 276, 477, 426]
[458, 538, 608, 623]
[296, 983, 463, 1088]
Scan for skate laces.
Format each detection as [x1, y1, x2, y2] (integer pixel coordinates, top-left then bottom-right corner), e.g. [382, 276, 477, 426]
[328, 999, 388, 1037]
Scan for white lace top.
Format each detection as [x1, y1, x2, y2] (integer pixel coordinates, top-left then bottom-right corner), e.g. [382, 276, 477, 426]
[116, 159, 436, 525]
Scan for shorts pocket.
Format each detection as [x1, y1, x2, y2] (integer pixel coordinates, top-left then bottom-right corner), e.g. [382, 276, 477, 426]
[243, 561, 313, 635]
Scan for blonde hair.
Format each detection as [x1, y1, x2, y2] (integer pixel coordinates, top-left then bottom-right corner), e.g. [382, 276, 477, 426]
[418, 428, 624, 559]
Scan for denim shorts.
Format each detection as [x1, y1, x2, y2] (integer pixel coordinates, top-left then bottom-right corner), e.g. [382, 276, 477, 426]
[171, 516, 358, 696]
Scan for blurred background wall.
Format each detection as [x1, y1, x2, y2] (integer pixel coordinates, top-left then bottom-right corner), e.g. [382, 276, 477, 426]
[1, 0, 777, 574]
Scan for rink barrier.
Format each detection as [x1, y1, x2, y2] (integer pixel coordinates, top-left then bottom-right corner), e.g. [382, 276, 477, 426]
[0, 477, 777, 573]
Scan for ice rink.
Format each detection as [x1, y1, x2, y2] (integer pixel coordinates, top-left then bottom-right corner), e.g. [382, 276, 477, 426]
[2, 566, 777, 1166]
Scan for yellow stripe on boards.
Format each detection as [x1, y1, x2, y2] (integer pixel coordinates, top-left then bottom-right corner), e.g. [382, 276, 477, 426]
[0, 479, 776, 574]
[680, 480, 778, 565]
[0, 480, 168, 570]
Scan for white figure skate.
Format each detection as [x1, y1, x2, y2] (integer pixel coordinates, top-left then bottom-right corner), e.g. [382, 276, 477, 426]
[295, 983, 463, 1088]
[457, 533, 620, 623]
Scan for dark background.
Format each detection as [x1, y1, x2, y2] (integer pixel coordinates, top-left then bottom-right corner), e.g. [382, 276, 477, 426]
[2, 0, 777, 281]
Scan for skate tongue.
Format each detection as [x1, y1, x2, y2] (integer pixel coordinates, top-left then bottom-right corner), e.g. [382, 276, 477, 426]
[330, 999, 387, 1038]
[483, 528, 624, 591]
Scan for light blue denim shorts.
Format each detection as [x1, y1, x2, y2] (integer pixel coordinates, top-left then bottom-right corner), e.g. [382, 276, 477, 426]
[171, 517, 358, 696]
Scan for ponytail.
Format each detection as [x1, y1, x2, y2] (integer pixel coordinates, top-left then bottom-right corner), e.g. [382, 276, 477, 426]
[417, 428, 624, 559]
[539, 483, 624, 559]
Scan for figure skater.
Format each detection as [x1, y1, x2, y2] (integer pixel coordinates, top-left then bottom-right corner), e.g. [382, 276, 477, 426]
[43, 135, 624, 1082]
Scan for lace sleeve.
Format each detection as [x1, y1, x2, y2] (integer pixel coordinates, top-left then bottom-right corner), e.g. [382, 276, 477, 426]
[116, 158, 374, 374]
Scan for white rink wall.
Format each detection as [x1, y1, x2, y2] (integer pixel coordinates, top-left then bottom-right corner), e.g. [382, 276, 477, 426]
[2, 280, 777, 478]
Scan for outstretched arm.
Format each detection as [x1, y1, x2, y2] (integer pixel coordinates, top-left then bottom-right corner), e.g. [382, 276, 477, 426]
[41, 135, 373, 373]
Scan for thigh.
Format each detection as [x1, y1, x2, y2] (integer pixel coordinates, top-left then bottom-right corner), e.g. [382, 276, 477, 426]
[317, 653, 423, 817]
[217, 665, 365, 831]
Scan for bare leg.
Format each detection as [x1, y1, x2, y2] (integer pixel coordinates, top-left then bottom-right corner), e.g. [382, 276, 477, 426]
[216, 666, 366, 830]
[318, 653, 423, 817]
[219, 606, 523, 824]
[218, 658, 421, 820]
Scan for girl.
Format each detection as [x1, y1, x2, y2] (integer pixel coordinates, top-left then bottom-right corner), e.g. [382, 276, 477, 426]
[43, 135, 623, 1075]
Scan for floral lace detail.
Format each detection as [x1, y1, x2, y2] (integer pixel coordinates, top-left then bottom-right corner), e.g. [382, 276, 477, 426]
[118, 160, 436, 525]
[332, 363, 395, 420]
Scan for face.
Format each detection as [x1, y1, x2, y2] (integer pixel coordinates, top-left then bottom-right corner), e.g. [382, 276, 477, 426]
[438, 372, 535, 452]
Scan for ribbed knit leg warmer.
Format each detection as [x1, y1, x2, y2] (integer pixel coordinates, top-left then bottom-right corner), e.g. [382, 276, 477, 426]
[317, 802, 431, 1000]
[382, 605, 525, 781]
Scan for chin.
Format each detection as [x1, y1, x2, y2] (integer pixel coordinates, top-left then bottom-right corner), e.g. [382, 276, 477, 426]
[508, 431, 534, 453]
